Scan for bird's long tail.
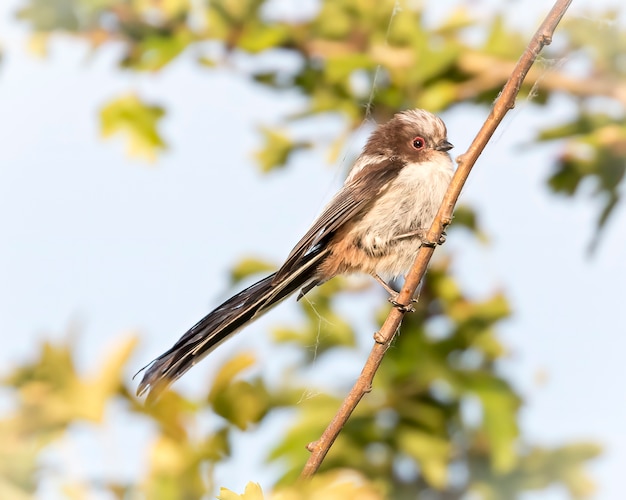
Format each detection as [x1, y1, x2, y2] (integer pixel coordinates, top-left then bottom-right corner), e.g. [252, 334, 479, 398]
[136, 250, 325, 402]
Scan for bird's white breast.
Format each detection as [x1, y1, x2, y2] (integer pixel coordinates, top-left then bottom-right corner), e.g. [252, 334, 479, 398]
[351, 154, 453, 277]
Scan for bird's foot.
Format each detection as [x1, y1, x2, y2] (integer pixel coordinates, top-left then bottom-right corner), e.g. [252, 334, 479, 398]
[388, 295, 417, 313]
[421, 231, 447, 248]
[371, 273, 417, 312]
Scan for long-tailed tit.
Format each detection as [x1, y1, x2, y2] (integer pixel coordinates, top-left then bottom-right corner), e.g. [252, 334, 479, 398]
[137, 109, 454, 401]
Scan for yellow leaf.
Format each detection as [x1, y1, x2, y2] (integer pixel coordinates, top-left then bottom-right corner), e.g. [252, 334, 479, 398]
[27, 33, 48, 58]
[274, 470, 383, 500]
[253, 127, 293, 172]
[134, 0, 191, 18]
[218, 482, 264, 500]
[67, 335, 139, 421]
[150, 436, 187, 475]
[209, 353, 256, 398]
[100, 94, 167, 163]
[0, 480, 32, 500]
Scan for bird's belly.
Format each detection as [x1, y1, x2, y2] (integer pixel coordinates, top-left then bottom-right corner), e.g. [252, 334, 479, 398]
[371, 238, 425, 278]
[351, 160, 452, 277]
[320, 157, 452, 280]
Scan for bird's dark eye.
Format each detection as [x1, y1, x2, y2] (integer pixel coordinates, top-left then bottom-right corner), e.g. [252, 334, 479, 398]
[411, 136, 425, 150]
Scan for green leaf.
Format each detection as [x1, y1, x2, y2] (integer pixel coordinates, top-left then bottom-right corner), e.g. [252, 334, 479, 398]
[253, 126, 311, 172]
[537, 114, 614, 142]
[16, 0, 79, 32]
[416, 80, 459, 112]
[132, 389, 197, 441]
[229, 257, 276, 285]
[312, 3, 354, 40]
[451, 205, 489, 243]
[470, 442, 601, 498]
[238, 23, 289, 53]
[209, 352, 256, 396]
[464, 373, 520, 472]
[212, 379, 269, 430]
[396, 427, 451, 489]
[122, 30, 193, 71]
[269, 393, 343, 484]
[200, 427, 231, 462]
[272, 280, 356, 359]
[208, 354, 269, 429]
[542, 115, 626, 249]
[325, 53, 375, 85]
[100, 94, 167, 162]
[483, 15, 526, 58]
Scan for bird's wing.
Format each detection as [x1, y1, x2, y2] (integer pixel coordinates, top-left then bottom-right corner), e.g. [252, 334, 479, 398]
[274, 155, 405, 281]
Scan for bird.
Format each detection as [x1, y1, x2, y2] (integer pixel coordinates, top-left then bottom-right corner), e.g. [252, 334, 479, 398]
[136, 109, 454, 401]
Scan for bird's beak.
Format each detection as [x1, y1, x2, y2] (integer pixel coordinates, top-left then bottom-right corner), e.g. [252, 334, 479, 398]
[435, 140, 454, 152]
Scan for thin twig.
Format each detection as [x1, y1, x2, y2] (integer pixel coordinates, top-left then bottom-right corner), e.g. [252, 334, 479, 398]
[299, 0, 573, 479]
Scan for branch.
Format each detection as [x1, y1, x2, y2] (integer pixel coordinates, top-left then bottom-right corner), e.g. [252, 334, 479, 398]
[299, 0, 573, 479]
[456, 52, 626, 107]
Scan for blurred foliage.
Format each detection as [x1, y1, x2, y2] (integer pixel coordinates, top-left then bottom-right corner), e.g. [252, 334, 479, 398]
[100, 94, 167, 162]
[2, 0, 619, 498]
[538, 112, 626, 251]
[14, 0, 624, 231]
[229, 257, 277, 285]
[0, 255, 601, 499]
[0, 337, 137, 498]
[254, 127, 312, 173]
[219, 471, 384, 499]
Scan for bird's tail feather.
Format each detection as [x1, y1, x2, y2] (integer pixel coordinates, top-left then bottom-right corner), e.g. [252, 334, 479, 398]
[136, 250, 325, 402]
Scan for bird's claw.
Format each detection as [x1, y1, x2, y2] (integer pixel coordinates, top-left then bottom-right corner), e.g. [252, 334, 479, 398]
[421, 230, 447, 248]
[388, 297, 416, 313]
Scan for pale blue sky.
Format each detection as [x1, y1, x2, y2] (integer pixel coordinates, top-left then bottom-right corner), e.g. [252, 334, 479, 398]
[1, 1, 625, 499]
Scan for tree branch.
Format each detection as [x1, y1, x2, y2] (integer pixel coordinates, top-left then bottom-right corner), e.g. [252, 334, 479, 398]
[456, 52, 626, 106]
[299, 0, 573, 480]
